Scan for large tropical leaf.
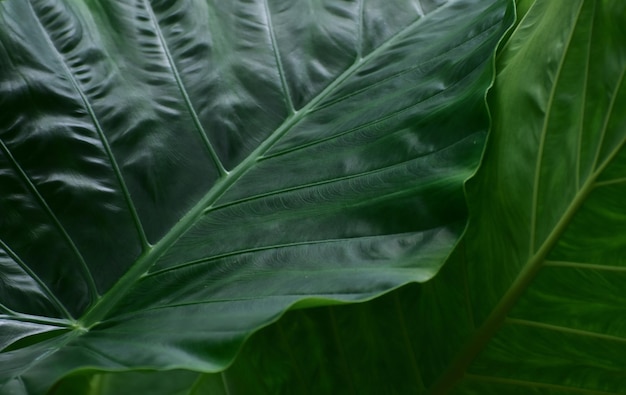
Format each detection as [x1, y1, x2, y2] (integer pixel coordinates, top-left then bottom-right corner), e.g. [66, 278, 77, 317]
[0, 0, 512, 393]
[52, 285, 426, 395]
[420, 0, 626, 393]
[106, 0, 626, 394]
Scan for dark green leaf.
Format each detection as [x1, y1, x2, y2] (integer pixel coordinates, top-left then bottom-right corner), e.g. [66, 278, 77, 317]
[50, 370, 212, 395]
[185, 1, 626, 394]
[221, 285, 425, 395]
[0, 0, 512, 393]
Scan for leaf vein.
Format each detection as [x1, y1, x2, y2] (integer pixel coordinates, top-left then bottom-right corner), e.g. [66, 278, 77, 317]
[141, 0, 228, 175]
[28, 0, 149, 255]
[594, 176, 626, 188]
[0, 238, 73, 319]
[82, 0, 469, 326]
[146, 231, 425, 277]
[393, 292, 424, 389]
[590, 67, 626, 175]
[545, 260, 626, 272]
[264, 55, 488, 160]
[214, 132, 479, 212]
[507, 318, 626, 344]
[262, 0, 294, 113]
[529, 0, 586, 254]
[308, 19, 502, 116]
[576, 1, 595, 190]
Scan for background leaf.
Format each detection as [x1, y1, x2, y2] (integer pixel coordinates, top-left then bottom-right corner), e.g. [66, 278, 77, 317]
[50, 370, 213, 395]
[0, 0, 512, 393]
[421, 0, 626, 393]
[53, 285, 425, 395]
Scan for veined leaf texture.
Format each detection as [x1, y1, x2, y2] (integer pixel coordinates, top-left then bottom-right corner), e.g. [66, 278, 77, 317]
[0, 0, 513, 393]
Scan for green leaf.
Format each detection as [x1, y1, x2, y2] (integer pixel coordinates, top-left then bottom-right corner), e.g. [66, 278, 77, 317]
[53, 285, 426, 395]
[50, 370, 213, 395]
[174, 1, 626, 394]
[421, 0, 626, 393]
[0, 0, 512, 393]
[220, 284, 427, 394]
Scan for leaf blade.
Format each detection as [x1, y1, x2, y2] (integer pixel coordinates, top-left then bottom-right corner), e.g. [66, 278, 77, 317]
[0, 0, 513, 392]
[423, 0, 626, 393]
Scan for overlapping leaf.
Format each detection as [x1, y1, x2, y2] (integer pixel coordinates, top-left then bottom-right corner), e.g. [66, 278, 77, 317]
[0, 0, 512, 393]
[420, 0, 626, 393]
[114, 1, 626, 394]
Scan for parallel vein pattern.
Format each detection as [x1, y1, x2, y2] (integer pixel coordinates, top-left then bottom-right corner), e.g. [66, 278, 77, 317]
[421, 1, 626, 393]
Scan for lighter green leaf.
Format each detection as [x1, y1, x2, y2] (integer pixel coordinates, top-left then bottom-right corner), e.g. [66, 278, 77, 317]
[421, 0, 626, 393]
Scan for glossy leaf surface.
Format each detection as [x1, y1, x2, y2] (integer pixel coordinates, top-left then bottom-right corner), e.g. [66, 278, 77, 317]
[52, 285, 425, 395]
[151, 0, 626, 394]
[0, 0, 512, 392]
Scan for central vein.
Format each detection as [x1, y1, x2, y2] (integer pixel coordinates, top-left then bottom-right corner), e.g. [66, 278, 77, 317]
[79, 8, 434, 327]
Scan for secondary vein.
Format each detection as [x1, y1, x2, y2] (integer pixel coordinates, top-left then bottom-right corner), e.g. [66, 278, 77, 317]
[142, 0, 228, 176]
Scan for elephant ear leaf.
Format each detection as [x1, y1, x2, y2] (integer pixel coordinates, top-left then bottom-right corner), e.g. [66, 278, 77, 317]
[419, 0, 626, 393]
[0, 0, 512, 393]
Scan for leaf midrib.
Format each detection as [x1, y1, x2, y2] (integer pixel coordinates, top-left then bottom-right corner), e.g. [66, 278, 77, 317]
[428, 3, 626, 393]
[429, 90, 626, 392]
[79, 1, 450, 328]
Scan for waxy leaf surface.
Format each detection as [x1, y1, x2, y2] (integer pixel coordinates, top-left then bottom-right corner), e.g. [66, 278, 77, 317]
[149, 1, 626, 394]
[0, 0, 511, 393]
